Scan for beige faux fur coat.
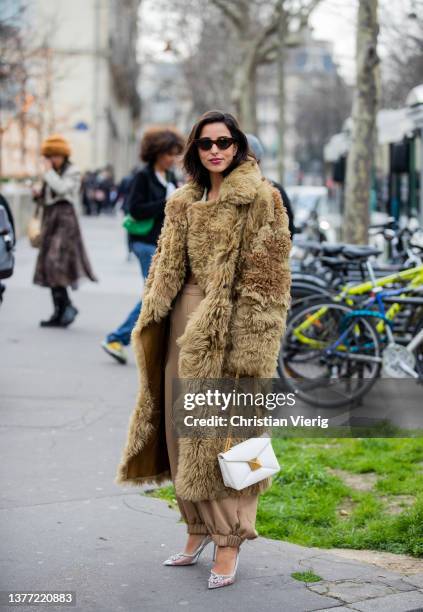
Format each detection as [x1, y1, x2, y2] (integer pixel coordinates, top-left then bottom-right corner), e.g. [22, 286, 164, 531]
[115, 158, 292, 501]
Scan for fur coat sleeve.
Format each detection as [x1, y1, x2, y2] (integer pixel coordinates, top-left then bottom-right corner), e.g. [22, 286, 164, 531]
[224, 184, 292, 378]
[133, 188, 188, 331]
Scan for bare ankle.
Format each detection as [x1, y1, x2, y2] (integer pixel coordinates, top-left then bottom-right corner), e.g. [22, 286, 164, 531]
[216, 545, 238, 556]
[184, 533, 207, 554]
[213, 545, 239, 573]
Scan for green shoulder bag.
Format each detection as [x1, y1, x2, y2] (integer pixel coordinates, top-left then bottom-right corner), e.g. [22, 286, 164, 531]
[122, 214, 154, 236]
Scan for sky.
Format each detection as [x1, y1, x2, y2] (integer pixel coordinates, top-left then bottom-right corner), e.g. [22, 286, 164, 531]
[309, 0, 357, 83]
[139, 0, 415, 87]
[310, 0, 417, 84]
[139, 0, 360, 83]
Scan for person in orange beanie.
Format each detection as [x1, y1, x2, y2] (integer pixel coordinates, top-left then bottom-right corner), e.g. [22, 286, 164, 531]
[32, 134, 97, 327]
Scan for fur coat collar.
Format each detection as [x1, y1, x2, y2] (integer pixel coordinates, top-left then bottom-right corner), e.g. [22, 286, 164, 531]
[175, 156, 264, 207]
[115, 159, 292, 501]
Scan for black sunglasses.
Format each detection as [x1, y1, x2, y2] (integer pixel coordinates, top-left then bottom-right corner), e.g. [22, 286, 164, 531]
[194, 137, 236, 151]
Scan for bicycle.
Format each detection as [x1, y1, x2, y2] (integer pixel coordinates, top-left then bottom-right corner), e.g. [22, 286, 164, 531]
[278, 260, 423, 408]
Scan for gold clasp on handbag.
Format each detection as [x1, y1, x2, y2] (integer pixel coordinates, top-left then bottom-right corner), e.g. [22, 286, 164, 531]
[247, 457, 262, 471]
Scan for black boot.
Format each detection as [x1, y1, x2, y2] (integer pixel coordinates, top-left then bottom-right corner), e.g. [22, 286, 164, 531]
[40, 289, 63, 327]
[56, 287, 78, 327]
[59, 303, 79, 327]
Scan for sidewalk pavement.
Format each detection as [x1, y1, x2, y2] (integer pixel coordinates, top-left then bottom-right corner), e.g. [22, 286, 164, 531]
[1, 214, 422, 612]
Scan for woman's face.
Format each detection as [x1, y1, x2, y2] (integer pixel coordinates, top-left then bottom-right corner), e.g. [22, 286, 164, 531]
[49, 155, 66, 169]
[156, 147, 180, 171]
[197, 122, 237, 175]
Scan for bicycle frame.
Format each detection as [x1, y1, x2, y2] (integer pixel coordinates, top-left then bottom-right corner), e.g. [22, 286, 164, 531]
[342, 264, 423, 334]
[293, 264, 423, 346]
[408, 326, 423, 354]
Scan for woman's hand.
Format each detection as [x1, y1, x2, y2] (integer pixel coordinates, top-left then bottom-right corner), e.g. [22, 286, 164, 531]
[42, 157, 53, 172]
[32, 181, 43, 200]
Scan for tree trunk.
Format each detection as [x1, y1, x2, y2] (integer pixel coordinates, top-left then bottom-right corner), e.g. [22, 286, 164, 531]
[231, 39, 258, 131]
[238, 62, 257, 132]
[277, 9, 288, 184]
[343, 0, 379, 244]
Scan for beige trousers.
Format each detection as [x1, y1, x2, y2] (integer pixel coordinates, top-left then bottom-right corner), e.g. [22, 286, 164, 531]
[164, 275, 259, 547]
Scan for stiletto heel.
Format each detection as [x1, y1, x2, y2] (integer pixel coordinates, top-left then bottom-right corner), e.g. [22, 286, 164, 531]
[163, 535, 212, 566]
[212, 543, 217, 562]
[208, 547, 240, 589]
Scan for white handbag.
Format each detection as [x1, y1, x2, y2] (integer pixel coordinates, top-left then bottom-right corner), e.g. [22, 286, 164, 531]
[218, 433, 280, 490]
[217, 373, 280, 490]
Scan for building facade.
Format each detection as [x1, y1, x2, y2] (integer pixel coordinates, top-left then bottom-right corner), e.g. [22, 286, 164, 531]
[0, 0, 141, 179]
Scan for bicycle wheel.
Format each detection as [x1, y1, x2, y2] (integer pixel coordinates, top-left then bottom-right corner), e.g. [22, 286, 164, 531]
[276, 293, 337, 378]
[278, 301, 382, 408]
[291, 282, 332, 310]
[413, 318, 423, 378]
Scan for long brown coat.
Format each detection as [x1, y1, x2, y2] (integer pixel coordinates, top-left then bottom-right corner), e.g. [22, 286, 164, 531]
[115, 159, 292, 501]
[33, 163, 97, 288]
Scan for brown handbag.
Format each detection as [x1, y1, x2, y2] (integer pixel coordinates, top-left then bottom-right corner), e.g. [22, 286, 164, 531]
[27, 204, 42, 248]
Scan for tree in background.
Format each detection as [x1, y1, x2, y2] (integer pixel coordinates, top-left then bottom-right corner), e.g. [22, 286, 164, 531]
[183, 8, 237, 117]
[294, 73, 352, 180]
[139, 0, 237, 122]
[211, 0, 321, 182]
[379, 1, 423, 108]
[143, 0, 321, 182]
[343, 0, 379, 245]
[0, 3, 68, 177]
[0, 4, 28, 175]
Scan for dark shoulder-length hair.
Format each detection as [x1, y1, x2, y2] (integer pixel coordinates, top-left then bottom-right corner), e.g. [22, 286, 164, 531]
[140, 126, 185, 164]
[183, 110, 251, 188]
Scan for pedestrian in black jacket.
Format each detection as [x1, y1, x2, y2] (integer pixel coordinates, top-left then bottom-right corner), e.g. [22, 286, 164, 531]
[102, 126, 185, 364]
[115, 167, 139, 258]
[126, 161, 178, 246]
[246, 134, 295, 238]
[115, 167, 138, 215]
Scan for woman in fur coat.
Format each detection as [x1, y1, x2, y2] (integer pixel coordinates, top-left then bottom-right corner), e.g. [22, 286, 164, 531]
[115, 110, 292, 589]
[33, 134, 97, 327]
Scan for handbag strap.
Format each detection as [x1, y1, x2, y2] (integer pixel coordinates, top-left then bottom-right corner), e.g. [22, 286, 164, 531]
[224, 372, 240, 452]
[224, 210, 248, 453]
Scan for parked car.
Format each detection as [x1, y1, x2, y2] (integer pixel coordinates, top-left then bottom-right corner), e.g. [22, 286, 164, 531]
[0, 193, 16, 304]
[286, 186, 340, 244]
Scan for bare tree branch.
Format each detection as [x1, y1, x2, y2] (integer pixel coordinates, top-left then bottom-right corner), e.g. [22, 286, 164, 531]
[211, 0, 245, 31]
[290, 0, 322, 28]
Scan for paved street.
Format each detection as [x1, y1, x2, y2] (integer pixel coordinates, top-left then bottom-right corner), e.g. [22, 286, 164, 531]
[1, 214, 423, 612]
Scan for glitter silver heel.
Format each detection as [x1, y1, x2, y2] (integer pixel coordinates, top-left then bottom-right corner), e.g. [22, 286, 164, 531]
[208, 545, 240, 589]
[163, 535, 212, 566]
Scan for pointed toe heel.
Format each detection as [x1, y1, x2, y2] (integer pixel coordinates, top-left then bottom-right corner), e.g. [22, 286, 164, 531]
[163, 535, 212, 566]
[208, 548, 240, 589]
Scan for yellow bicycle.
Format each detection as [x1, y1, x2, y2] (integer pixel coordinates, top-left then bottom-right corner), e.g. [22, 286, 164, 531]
[279, 262, 423, 408]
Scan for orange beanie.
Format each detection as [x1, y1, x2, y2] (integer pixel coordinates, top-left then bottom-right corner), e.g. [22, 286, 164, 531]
[41, 134, 71, 157]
